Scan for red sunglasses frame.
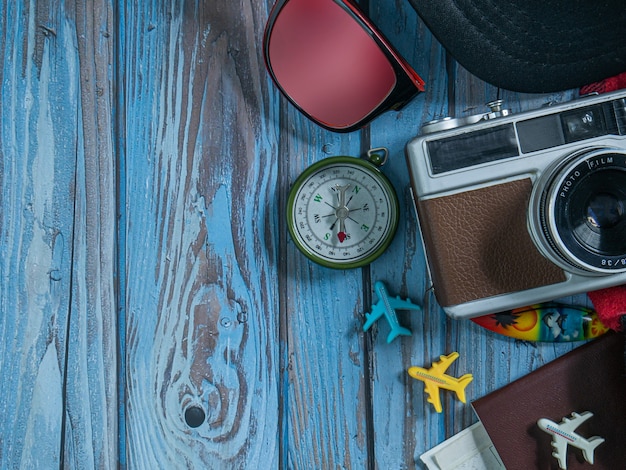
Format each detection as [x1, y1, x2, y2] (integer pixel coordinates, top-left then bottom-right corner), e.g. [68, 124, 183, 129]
[263, 0, 426, 133]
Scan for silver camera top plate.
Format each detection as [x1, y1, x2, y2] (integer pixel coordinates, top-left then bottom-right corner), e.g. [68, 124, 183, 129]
[407, 90, 626, 200]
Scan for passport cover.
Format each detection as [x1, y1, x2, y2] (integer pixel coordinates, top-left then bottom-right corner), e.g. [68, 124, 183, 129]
[471, 332, 626, 469]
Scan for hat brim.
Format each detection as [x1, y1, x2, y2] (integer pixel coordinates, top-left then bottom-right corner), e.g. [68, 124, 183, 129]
[408, 0, 626, 93]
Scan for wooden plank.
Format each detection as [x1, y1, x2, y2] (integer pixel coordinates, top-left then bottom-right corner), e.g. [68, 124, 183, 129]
[0, 1, 73, 467]
[0, 1, 118, 467]
[122, 1, 281, 467]
[62, 0, 119, 467]
[278, 127, 370, 468]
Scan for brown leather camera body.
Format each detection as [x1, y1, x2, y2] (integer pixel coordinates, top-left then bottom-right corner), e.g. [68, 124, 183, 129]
[417, 178, 566, 308]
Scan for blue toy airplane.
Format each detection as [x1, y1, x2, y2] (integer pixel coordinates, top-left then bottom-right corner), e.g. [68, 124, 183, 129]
[363, 281, 421, 343]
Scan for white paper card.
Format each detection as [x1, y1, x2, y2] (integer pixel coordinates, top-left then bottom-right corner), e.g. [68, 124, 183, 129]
[420, 422, 505, 470]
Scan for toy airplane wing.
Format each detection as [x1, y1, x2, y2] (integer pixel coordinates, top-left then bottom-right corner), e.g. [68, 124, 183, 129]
[385, 324, 412, 343]
[560, 411, 592, 432]
[551, 438, 568, 470]
[423, 382, 442, 413]
[363, 303, 384, 332]
[387, 296, 421, 312]
[431, 352, 459, 375]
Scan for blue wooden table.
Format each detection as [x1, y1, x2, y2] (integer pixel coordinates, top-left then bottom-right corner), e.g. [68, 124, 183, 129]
[1, 1, 586, 468]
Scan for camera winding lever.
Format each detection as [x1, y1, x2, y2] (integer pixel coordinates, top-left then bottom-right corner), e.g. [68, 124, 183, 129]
[420, 115, 483, 134]
[421, 100, 511, 134]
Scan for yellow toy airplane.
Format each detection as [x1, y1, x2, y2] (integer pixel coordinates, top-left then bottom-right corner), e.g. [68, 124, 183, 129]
[408, 352, 473, 413]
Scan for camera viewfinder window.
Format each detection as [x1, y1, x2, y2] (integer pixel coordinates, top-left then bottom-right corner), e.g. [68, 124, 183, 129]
[561, 105, 608, 143]
[427, 125, 518, 174]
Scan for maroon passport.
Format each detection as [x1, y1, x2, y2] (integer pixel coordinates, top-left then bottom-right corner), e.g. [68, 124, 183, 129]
[472, 332, 626, 469]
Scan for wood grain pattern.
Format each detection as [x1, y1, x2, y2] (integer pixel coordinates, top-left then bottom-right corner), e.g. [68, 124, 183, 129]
[63, 0, 118, 467]
[279, 131, 369, 469]
[0, 0, 599, 469]
[122, 1, 281, 467]
[0, 1, 117, 467]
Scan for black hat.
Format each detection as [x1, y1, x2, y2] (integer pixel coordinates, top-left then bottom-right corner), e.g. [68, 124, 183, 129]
[408, 0, 626, 93]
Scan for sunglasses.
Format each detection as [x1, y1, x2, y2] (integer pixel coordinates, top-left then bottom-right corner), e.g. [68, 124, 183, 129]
[263, 0, 425, 133]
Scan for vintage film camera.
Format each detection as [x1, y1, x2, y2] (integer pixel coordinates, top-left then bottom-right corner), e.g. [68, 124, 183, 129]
[406, 90, 626, 319]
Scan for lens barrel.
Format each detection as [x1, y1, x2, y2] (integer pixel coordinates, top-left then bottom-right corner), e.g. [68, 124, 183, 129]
[532, 148, 626, 274]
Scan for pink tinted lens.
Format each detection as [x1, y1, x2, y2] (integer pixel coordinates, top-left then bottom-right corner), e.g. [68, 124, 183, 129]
[267, 0, 396, 129]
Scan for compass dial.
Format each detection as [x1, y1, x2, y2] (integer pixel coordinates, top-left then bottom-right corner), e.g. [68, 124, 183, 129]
[287, 156, 399, 268]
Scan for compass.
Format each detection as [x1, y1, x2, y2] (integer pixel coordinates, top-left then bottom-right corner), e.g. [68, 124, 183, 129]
[286, 148, 400, 269]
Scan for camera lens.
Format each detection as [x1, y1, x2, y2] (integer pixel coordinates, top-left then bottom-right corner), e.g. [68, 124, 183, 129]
[535, 148, 626, 273]
[587, 193, 623, 229]
[569, 171, 626, 255]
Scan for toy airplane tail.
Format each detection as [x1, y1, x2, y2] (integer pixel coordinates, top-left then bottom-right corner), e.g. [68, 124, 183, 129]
[362, 313, 377, 332]
[386, 325, 412, 343]
[454, 374, 474, 403]
[582, 436, 605, 464]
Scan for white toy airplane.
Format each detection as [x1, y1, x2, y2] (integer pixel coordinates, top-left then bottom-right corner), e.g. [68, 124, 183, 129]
[537, 411, 605, 470]
[363, 281, 420, 343]
[407, 352, 473, 413]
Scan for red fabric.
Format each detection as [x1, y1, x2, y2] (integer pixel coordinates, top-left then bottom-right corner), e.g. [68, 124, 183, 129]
[580, 73, 626, 331]
[588, 287, 626, 331]
[579, 71, 626, 95]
